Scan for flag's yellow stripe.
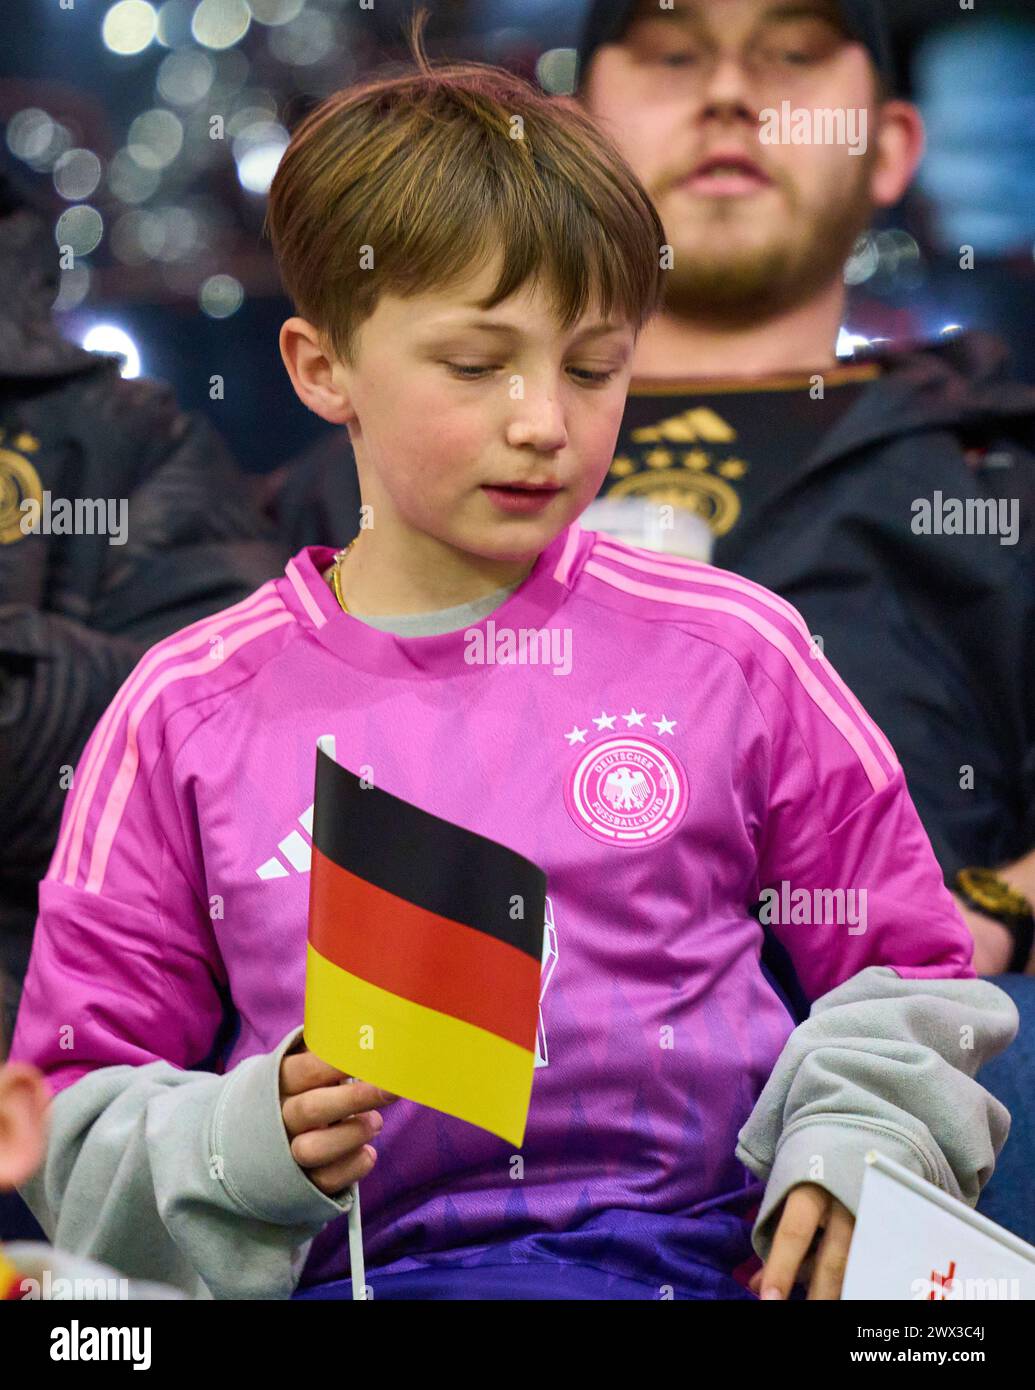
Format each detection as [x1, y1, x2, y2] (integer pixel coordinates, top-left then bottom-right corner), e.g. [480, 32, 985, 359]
[304, 942, 534, 1147]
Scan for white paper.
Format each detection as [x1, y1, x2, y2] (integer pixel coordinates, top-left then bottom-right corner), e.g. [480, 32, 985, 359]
[841, 1150, 1035, 1300]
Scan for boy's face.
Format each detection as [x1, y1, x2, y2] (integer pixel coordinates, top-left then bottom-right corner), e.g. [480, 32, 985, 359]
[581, 0, 910, 320]
[285, 253, 638, 564]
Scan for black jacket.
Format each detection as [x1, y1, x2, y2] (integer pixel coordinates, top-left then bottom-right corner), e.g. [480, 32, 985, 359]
[0, 181, 290, 1027]
[262, 331, 1035, 897]
[711, 331, 1035, 889]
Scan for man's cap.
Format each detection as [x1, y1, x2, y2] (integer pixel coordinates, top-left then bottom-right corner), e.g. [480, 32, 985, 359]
[576, 0, 894, 91]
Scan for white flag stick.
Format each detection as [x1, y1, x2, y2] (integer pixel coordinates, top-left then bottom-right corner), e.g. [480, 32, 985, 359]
[344, 1094, 367, 1301]
[316, 735, 367, 1301]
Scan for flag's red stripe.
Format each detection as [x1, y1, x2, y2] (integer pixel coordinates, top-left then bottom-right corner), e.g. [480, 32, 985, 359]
[308, 845, 540, 1051]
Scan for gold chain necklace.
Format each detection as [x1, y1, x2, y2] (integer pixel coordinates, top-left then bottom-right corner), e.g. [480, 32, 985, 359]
[331, 535, 361, 614]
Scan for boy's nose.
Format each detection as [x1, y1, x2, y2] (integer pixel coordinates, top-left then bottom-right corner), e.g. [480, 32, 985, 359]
[505, 396, 568, 454]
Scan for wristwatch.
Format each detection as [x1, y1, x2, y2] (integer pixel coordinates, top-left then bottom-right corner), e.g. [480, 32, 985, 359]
[954, 867, 1035, 974]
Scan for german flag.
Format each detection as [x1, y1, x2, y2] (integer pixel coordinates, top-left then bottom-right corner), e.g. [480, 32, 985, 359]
[304, 740, 546, 1147]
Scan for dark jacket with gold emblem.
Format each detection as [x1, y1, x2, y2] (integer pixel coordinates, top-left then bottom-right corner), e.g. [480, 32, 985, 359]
[0, 175, 289, 1032]
[263, 333, 1035, 912]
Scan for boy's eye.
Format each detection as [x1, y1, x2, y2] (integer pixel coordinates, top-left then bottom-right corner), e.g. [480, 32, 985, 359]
[444, 363, 494, 379]
[569, 367, 618, 385]
[443, 363, 618, 385]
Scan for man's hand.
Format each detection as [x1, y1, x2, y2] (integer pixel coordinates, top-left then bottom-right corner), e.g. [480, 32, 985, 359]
[279, 1043, 399, 1196]
[748, 1183, 855, 1300]
[953, 894, 1016, 976]
[954, 850, 1035, 977]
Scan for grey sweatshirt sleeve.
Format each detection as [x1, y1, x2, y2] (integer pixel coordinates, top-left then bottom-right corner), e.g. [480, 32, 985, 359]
[18, 1024, 355, 1300]
[734, 965, 1019, 1263]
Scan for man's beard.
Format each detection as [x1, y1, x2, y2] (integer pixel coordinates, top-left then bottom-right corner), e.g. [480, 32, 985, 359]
[659, 160, 875, 329]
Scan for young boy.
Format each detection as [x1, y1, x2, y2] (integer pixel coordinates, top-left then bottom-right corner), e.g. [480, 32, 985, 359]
[0, 969, 186, 1301]
[8, 40, 1018, 1301]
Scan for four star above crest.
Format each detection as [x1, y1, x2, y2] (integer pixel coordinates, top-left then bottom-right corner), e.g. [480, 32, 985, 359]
[564, 712, 677, 744]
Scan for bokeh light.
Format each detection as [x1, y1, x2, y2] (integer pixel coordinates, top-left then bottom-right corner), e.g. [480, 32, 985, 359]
[155, 206, 201, 260]
[843, 232, 879, 286]
[536, 48, 578, 97]
[108, 147, 162, 203]
[836, 328, 871, 359]
[7, 110, 72, 172]
[157, 49, 216, 106]
[233, 120, 289, 193]
[192, 0, 251, 51]
[875, 229, 921, 275]
[249, 0, 306, 25]
[6, 108, 54, 162]
[53, 149, 104, 202]
[227, 93, 279, 137]
[267, 9, 335, 66]
[55, 205, 105, 257]
[32, 124, 73, 172]
[81, 324, 142, 378]
[199, 273, 244, 318]
[102, 1, 159, 56]
[111, 209, 161, 265]
[128, 108, 184, 169]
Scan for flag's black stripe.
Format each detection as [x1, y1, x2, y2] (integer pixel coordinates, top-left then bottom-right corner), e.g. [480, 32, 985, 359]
[313, 746, 546, 962]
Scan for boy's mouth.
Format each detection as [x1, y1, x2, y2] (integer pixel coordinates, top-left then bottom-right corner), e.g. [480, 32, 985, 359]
[482, 482, 563, 514]
[486, 480, 561, 491]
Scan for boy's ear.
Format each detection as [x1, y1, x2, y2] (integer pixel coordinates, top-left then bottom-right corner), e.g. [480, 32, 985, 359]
[278, 317, 356, 427]
[0, 1063, 50, 1190]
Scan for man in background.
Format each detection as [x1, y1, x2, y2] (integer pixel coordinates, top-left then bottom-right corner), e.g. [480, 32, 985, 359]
[575, 0, 1035, 1240]
[575, 0, 1035, 976]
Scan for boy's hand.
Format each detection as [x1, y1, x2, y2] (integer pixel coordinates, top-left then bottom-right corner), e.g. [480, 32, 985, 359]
[748, 1183, 855, 1300]
[279, 1043, 399, 1196]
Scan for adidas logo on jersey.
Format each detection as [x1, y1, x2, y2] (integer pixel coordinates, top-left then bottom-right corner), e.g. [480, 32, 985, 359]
[255, 802, 315, 880]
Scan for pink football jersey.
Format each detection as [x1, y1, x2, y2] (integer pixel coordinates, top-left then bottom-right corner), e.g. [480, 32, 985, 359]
[11, 520, 975, 1281]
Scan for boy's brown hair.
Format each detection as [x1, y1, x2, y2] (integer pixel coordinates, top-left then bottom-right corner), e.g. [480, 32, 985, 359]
[264, 7, 667, 366]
